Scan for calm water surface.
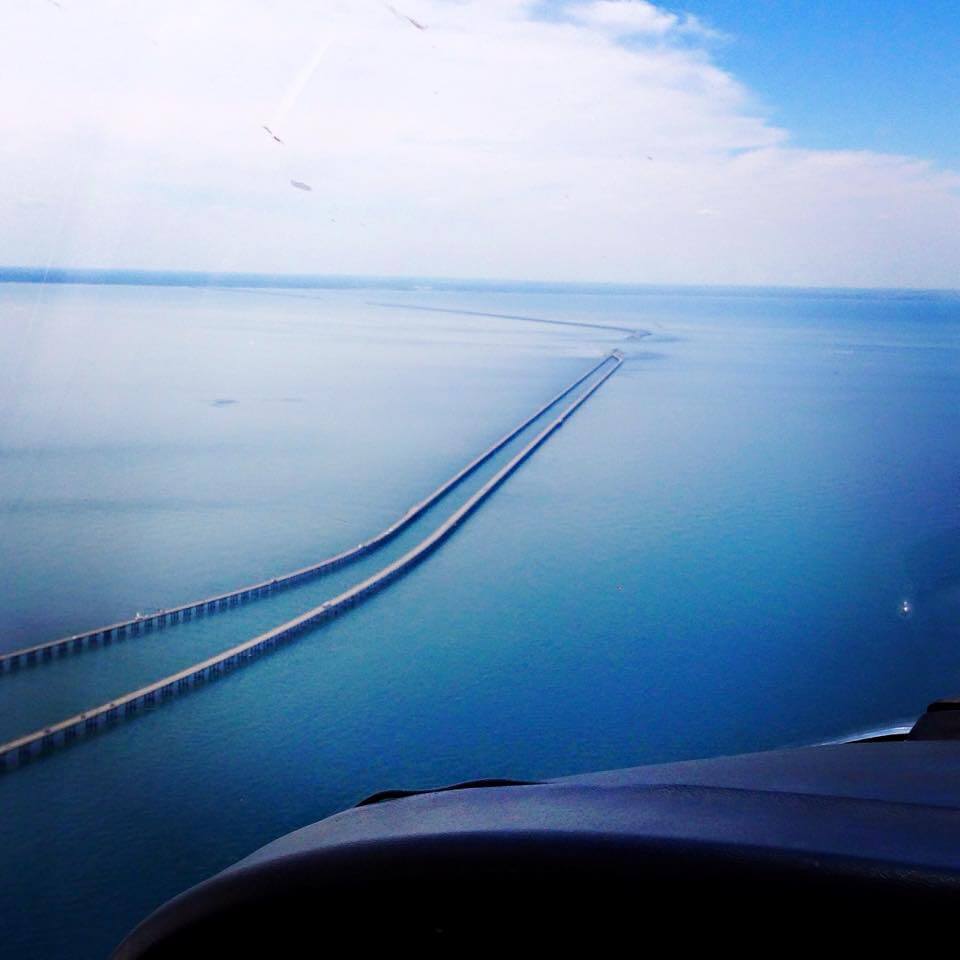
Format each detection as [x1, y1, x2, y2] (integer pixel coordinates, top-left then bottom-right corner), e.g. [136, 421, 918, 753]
[1, 281, 958, 958]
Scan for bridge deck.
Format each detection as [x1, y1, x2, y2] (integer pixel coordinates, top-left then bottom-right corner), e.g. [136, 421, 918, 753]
[0, 353, 622, 768]
[0, 354, 614, 672]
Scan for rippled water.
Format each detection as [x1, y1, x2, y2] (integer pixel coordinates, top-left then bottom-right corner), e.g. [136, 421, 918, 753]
[1, 281, 958, 958]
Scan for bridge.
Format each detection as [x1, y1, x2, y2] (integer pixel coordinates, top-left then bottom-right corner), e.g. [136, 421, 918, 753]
[367, 301, 646, 336]
[0, 352, 622, 768]
[0, 353, 617, 673]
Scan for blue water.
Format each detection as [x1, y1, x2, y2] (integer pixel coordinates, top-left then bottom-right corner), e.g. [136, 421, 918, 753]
[1, 281, 959, 958]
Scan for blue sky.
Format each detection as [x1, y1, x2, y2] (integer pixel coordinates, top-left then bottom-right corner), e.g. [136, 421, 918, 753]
[2, 0, 958, 287]
[676, 0, 959, 167]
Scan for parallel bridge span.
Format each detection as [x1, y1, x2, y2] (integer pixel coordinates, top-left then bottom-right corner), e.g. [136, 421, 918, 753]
[0, 353, 615, 674]
[0, 352, 622, 769]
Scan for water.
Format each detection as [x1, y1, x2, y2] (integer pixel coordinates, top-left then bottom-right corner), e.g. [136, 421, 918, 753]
[1, 281, 958, 958]
[0, 351, 617, 742]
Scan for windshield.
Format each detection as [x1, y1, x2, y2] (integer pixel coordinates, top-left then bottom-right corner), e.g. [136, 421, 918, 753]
[1, 2, 958, 957]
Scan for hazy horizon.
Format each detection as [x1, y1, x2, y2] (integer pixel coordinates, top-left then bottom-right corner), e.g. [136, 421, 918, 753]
[2, 265, 959, 296]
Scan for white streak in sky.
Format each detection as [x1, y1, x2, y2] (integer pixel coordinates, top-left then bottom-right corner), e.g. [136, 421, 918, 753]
[265, 38, 334, 141]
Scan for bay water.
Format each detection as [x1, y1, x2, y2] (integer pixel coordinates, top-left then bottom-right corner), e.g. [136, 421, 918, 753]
[1, 280, 958, 957]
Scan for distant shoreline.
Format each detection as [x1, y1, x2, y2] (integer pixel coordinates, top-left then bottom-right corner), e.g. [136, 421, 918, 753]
[1, 267, 956, 300]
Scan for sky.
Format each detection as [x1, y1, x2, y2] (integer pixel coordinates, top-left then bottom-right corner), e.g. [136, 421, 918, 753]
[1, 0, 958, 288]
[671, 0, 960, 169]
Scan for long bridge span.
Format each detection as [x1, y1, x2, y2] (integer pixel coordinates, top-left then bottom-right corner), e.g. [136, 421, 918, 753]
[0, 353, 616, 674]
[367, 301, 646, 337]
[0, 352, 622, 769]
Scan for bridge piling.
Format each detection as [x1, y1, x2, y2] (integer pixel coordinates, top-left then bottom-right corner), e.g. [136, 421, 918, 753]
[0, 353, 623, 771]
[0, 355, 617, 677]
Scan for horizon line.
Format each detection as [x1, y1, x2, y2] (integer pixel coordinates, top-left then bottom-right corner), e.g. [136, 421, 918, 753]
[1, 266, 957, 297]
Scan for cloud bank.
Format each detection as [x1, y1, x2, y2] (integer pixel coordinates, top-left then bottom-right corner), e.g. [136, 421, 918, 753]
[1, 0, 957, 287]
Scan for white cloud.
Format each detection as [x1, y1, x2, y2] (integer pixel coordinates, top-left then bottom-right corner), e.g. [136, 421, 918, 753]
[565, 0, 715, 40]
[567, 0, 682, 35]
[0, 0, 957, 287]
